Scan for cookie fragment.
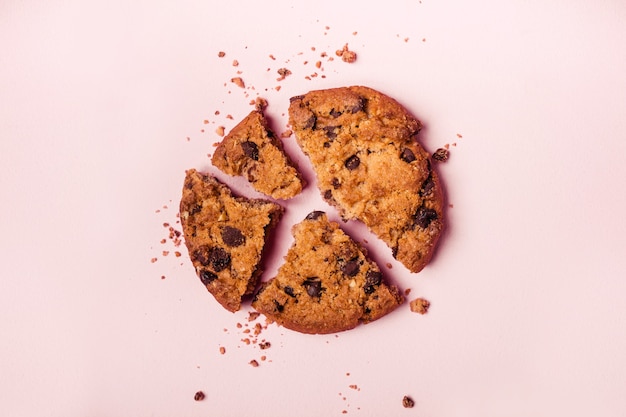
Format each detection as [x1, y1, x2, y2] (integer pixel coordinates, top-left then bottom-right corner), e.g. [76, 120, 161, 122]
[179, 169, 283, 312]
[288, 86, 444, 273]
[212, 109, 305, 200]
[252, 211, 404, 334]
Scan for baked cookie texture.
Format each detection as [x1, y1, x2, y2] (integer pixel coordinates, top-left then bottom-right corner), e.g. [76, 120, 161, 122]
[212, 109, 304, 200]
[252, 211, 404, 334]
[179, 169, 283, 312]
[288, 86, 444, 273]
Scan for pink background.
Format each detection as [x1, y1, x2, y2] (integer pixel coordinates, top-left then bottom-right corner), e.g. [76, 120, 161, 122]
[2, 0, 626, 416]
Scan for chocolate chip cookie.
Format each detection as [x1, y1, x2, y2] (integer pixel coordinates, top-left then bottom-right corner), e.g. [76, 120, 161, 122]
[212, 109, 305, 200]
[288, 86, 444, 273]
[179, 169, 283, 312]
[252, 211, 404, 334]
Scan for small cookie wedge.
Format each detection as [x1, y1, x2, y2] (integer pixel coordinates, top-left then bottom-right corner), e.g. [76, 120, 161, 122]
[212, 109, 305, 200]
[252, 211, 404, 334]
[288, 86, 444, 273]
[180, 169, 283, 312]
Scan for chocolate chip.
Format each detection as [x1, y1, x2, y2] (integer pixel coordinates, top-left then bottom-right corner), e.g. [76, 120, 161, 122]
[284, 286, 296, 298]
[329, 108, 342, 118]
[400, 148, 416, 163]
[341, 258, 360, 277]
[349, 98, 365, 114]
[364, 270, 382, 294]
[191, 245, 211, 266]
[419, 175, 434, 197]
[199, 270, 218, 285]
[303, 114, 316, 129]
[208, 247, 231, 272]
[305, 211, 325, 221]
[302, 278, 322, 298]
[221, 226, 245, 247]
[331, 177, 341, 189]
[414, 206, 438, 228]
[273, 300, 284, 312]
[323, 125, 338, 139]
[323, 189, 333, 201]
[241, 141, 259, 160]
[344, 154, 360, 170]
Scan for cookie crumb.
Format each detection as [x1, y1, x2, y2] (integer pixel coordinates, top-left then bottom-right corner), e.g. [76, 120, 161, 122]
[404, 288, 411, 296]
[219, 346, 226, 354]
[409, 298, 430, 314]
[218, 51, 225, 57]
[335, 43, 357, 63]
[280, 129, 293, 138]
[216, 126, 225, 137]
[254, 97, 268, 111]
[194, 391, 205, 401]
[230, 77, 245, 88]
[402, 395, 415, 408]
[432, 148, 450, 162]
[248, 311, 261, 322]
[249, 359, 259, 367]
[232, 59, 239, 66]
[276, 67, 292, 81]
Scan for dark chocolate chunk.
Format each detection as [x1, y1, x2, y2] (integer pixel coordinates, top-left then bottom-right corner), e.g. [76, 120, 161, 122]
[221, 226, 245, 247]
[241, 141, 259, 160]
[284, 286, 296, 298]
[199, 270, 218, 285]
[419, 175, 434, 197]
[323, 126, 338, 139]
[349, 98, 365, 114]
[323, 189, 333, 200]
[208, 247, 231, 272]
[341, 258, 360, 277]
[305, 211, 325, 221]
[303, 114, 316, 129]
[331, 177, 341, 189]
[329, 108, 342, 118]
[363, 270, 382, 294]
[302, 277, 322, 298]
[344, 154, 360, 170]
[414, 206, 438, 228]
[274, 300, 284, 312]
[400, 148, 416, 163]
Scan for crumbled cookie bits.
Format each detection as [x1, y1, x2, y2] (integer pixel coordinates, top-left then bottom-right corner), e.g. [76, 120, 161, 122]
[194, 391, 205, 401]
[409, 298, 430, 314]
[336, 43, 357, 63]
[402, 395, 415, 408]
[432, 147, 450, 162]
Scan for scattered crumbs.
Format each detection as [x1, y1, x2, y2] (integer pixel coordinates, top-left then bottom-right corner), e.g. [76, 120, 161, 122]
[342, 411, 347, 414]
[352, 31, 358, 36]
[218, 51, 225, 57]
[160, 275, 166, 280]
[260, 355, 267, 361]
[194, 391, 205, 401]
[457, 133, 463, 138]
[150, 257, 158, 263]
[269, 54, 276, 60]
[226, 114, 234, 120]
[432, 147, 450, 162]
[230, 77, 245, 88]
[249, 359, 259, 367]
[386, 262, 393, 269]
[349, 384, 359, 391]
[186, 136, 190, 142]
[404, 37, 410, 42]
[449, 203, 454, 208]
[402, 395, 415, 408]
[280, 129, 293, 138]
[409, 298, 430, 315]
[259, 341, 271, 349]
[219, 346, 226, 355]
[335, 43, 357, 63]
[276, 67, 292, 81]
[248, 311, 261, 322]
[422, 37, 427, 42]
[215, 126, 225, 137]
[232, 60, 239, 66]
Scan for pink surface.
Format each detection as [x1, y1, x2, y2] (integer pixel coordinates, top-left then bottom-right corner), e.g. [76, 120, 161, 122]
[2, 1, 626, 416]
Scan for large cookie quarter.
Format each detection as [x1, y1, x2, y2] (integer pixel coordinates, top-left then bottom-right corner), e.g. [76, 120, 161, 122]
[288, 86, 444, 273]
[179, 169, 283, 312]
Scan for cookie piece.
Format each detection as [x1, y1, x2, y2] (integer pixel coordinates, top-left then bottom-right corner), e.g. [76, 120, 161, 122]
[252, 211, 404, 334]
[212, 109, 304, 199]
[179, 169, 283, 312]
[288, 86, 444, 273]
